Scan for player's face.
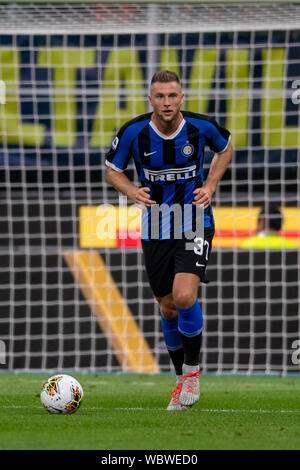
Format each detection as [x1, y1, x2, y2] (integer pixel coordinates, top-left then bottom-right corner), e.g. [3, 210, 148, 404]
[148, 81, 184, 128]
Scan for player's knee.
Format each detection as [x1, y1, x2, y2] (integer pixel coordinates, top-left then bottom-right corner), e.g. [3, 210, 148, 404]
[159, 301, 178, 321]
[172, 289, 196, 309]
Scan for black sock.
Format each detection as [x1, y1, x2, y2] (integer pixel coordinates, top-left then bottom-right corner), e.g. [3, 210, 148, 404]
[179, 332, 202, 366]
[168, 348, 184, 376]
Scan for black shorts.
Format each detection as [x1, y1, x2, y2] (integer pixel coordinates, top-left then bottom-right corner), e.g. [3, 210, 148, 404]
[141, 227, 215, 298]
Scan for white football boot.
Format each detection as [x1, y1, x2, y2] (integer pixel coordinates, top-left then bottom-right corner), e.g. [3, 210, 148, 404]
[179, 370, 201, 406]
[167, 377, 188, 411]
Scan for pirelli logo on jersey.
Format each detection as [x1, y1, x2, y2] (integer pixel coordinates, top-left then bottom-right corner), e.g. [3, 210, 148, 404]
[143, 165, 197, 183]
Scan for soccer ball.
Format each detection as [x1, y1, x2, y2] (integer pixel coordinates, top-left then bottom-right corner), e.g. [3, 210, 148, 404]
[40, 374, 83, 414]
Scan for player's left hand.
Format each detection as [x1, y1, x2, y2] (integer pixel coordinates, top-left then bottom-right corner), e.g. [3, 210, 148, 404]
[192, 186, 213, 209]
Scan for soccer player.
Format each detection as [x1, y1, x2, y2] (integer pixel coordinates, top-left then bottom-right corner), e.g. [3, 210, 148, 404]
[105, 70, 233, 410]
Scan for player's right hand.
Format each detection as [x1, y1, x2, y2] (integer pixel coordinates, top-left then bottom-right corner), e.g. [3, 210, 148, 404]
[133, 187, 156, 208]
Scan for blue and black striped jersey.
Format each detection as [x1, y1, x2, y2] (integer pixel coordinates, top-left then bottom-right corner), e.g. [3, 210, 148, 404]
[105, 111, 230, 240]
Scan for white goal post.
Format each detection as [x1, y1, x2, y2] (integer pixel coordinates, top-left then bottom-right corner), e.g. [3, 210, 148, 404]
[0, 1, 299, 374]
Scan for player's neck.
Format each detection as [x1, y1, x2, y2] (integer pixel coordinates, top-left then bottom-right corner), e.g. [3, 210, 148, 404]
[258, 229, 279, 236]
[151, 112, 183, 136]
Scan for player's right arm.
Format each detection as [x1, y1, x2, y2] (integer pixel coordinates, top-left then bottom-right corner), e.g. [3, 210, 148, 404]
[105, 124, 156, 208]
[105, 167, 156, 208]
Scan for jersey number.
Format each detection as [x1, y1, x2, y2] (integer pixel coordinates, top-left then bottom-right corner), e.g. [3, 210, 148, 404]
[194, 237, 210, 260]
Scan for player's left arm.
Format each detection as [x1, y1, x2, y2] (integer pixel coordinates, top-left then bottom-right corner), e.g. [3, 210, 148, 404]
[193, 141, 234, 209]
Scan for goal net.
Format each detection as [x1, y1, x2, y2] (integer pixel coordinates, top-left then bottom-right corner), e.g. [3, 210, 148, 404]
[0, 0, 299, 374]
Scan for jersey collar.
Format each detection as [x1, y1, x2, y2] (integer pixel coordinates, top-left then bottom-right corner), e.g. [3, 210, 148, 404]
[149, 118, 186, 140]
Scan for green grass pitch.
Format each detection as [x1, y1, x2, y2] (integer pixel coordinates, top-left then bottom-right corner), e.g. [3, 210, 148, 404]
[0, 373, 300, 450]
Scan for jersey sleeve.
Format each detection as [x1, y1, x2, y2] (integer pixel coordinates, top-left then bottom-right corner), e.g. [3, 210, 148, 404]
[105, 125, 134, 172]
[205, 118, 231, 154]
